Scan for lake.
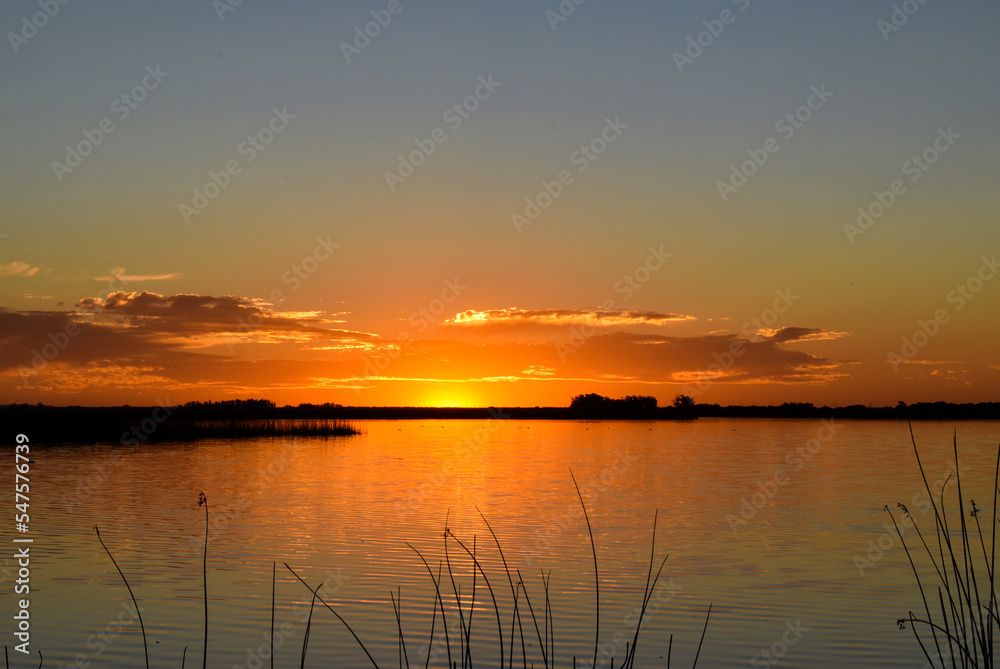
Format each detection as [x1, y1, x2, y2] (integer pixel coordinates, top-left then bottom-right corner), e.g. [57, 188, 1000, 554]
[10, 418, 1000, 668]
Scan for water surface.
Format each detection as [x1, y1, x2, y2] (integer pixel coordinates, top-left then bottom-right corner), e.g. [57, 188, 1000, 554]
[10, 418, 1000, 668]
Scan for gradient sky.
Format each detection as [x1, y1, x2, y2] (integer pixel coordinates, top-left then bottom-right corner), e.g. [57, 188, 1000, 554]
[1, 1, 998, 407]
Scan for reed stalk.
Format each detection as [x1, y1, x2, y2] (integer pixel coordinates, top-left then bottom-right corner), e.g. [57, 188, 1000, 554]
[94, 525, 149, 669]
[888, 426, 999, 667]
[197, 493, 208, 669]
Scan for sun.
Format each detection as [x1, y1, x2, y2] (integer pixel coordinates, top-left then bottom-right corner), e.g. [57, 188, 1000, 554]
[424, 392, 476, 408]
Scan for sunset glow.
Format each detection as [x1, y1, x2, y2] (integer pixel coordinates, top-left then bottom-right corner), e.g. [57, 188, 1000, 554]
[1, 3, 998, 407]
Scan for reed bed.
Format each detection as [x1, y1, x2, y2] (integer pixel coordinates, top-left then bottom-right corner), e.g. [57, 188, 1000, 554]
[887, 426, 1000, 668]
[5, 478, 710, 668]
[147, 418, 359, 441]
[280, 495, 712, 669]
[5, 411, 359, 444]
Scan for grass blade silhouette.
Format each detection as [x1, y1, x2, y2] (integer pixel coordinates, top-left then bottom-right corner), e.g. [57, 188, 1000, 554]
[94, 525, 149, 669]
[390, 587, 410, 669]
[406, 544, 453, 669]
[569, 469, 598, 669]
[283, 562, 381, 669]
[299, 590, 317, 669]
[198, 492, 209, 669]
[446, 529, 506, 669]
[690, 603, 712, 668]
[271, 561, 276, 669]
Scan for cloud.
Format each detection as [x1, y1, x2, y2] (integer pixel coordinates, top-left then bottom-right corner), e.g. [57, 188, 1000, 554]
[76, 291, 267, 331]
[0, 261, 40, 277]
[352, 330, 846, 388]
[92, 267, 178, 282]
[0, 290, 849, 403]
[884, 359, 960, 366]
[0, 292, 377, 393]
[575, 332, 847, 386]
[73, 291, 365, 340]
[757, 327, 850, 343]
[447, 307, 695, 328]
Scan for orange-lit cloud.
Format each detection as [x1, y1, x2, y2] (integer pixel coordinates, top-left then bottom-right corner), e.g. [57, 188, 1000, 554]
[447, 307, 694, 331]
[757, 327, 850, 343]
[0, 296, 886, 405]
[0, 261, 40, 277]
[92, 267, 179, 282]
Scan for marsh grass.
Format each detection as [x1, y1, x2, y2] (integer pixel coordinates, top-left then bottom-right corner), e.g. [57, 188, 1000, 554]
[282, 502, 710, 669]
[888, 425, 1000, 668]
[180, 419, 359, 441]
[60, 476, 709, 669]
[5, 408, 360, 444]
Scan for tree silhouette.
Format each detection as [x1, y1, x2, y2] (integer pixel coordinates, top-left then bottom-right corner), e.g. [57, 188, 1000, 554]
[569, 393, 658, 418]
[671, 394, 695, 419]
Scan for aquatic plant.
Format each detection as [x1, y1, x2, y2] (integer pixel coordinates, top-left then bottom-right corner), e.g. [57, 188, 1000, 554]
[94, 524, 150, 669]
[888, 426, 999, 668]
[280, 472, 712, 668]
[7, 476, 710, 668]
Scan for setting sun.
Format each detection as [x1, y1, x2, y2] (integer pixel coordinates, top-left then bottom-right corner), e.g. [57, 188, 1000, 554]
[425, 390, 478, 408]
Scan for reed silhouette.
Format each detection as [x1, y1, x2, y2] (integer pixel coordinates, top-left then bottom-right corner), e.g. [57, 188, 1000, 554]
[23, 476, 712, 669]
[887, 426, 1000, 667]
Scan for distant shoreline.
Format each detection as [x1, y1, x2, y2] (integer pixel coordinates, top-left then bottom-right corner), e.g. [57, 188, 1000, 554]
[3, 401, 999, 446]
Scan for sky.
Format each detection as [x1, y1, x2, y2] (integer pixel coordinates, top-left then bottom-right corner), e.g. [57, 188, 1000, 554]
[1, 0, 998, 408]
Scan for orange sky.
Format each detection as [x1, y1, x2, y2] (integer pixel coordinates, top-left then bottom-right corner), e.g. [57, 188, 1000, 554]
[2, 4, 998, 407]
[2, 281, 998, 407]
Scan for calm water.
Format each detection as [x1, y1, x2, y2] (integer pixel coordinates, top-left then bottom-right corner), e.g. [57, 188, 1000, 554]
[6, 418, 1000, 668]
